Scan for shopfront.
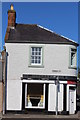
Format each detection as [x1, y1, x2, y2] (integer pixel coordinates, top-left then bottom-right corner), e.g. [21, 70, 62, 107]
[25, 83, 45, 109]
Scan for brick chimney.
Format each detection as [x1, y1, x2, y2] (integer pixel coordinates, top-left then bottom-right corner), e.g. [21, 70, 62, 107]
[7, 4, 16, 28]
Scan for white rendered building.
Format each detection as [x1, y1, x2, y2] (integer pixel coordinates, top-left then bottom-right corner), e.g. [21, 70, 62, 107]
[4, 5, 79, 115]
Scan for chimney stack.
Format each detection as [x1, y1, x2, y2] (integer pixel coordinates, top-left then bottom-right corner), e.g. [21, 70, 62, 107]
[8, 4, 16, 28]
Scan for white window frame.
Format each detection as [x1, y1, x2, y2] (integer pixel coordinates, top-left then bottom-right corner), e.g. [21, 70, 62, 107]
[29, 46, 44, 67]
[69, 47, 77, 68]
[25, 83, 45, 109]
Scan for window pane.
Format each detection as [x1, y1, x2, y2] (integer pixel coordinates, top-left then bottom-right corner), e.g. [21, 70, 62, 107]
[38, 60, 41, 64]
[35, 48, 37, 51]
[71, 48, 76, 66]
[31, 56, 34, 60]
[35, 60, 37, 63]
[35, 56, 37, 60]
[39, 48, 41, 51]
[39, 52, 41, 55]
[37, 48, 39, 51]
[31, 60, 34, 63]
[71, 48, 76, 52]
[32, 52, 34, 55]
[39, 56, 41, 59]
[71, 55, 73, 65]
[31, 47, 42, 65]
[35, 52, 38, 55]
[32, 48, 34, 51]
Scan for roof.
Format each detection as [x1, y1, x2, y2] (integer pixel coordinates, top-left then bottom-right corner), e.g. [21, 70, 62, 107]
[5, 24, 79, 46]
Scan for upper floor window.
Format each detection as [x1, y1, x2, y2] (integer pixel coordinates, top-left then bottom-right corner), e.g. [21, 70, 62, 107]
[30, 47, 42, 66]
[70, 48, 77, 68]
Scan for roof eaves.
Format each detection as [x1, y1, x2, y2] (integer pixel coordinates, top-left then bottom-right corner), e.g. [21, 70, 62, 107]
[5, 41, 78, 45]
[60, 35, 79, 46]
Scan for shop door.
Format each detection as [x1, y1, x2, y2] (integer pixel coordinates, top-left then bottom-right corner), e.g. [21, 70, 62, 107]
[69, 89, 75, 114]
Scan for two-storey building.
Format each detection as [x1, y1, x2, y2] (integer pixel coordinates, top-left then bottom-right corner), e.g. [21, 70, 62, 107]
[4, 5, 79, 114]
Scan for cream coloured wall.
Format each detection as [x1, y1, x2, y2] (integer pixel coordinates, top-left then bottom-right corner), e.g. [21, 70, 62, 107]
[5, 43, 77, 111]
[5, 43, 77, 81]
[7, 80, 22, 110]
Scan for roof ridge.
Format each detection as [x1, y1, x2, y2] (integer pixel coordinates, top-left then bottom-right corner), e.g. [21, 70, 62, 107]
[16, 23, 37, 26]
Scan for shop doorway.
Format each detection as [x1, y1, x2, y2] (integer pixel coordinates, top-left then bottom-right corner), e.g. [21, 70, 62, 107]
[69, 87, 75, 114]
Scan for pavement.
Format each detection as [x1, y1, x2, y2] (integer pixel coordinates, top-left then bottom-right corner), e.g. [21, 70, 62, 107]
[0, 118, 80, 120]
[0, 111, 80, 119]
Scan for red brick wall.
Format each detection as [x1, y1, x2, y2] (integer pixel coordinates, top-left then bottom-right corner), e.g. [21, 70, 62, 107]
[0, 82, 3, 112]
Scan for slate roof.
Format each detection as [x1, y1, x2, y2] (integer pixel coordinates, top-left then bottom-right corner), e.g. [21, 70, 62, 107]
[5, 24, 78, 46]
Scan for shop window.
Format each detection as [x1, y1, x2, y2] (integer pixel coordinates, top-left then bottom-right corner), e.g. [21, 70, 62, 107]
[25, 83, 45, 108]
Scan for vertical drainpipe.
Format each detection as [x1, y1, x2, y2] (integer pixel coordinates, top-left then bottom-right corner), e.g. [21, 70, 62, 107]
[3, 50, 6, 115]
[56, 76, 59, 115]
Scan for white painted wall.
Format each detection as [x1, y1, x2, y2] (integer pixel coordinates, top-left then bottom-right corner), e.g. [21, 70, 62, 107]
[48, 84, 56, 111]
[5, 43, 77, 81]
[5, 43, 77, 111]
[7, 80, 22, 110]
[48, 84, 63, 112]
[58, 84, 63, 111]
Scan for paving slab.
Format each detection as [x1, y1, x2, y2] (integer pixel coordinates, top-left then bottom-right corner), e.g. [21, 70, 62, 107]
[0, 113, 79, 119]
[1, 118, 80, 120]
[78, 111, 80, 118]
[0, 111, 80, 119]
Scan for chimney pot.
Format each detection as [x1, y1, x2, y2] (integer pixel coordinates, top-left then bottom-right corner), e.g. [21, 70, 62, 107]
[10, 4, 14, 10]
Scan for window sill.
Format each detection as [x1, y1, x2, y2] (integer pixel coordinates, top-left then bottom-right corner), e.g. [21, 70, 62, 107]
[25, 106, 45, 109]
[28, 65, 44, 68]
[68, 66, 77, 69]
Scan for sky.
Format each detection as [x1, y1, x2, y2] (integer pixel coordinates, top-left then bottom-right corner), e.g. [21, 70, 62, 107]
[0, 2, 80, 66]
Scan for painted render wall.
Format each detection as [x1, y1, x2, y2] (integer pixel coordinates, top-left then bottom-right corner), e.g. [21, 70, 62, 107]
[5, 43, 77, 111]
[7, 80, 22, 110]
[5, 43, 77, 81]
[48, 84, 63, 112]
